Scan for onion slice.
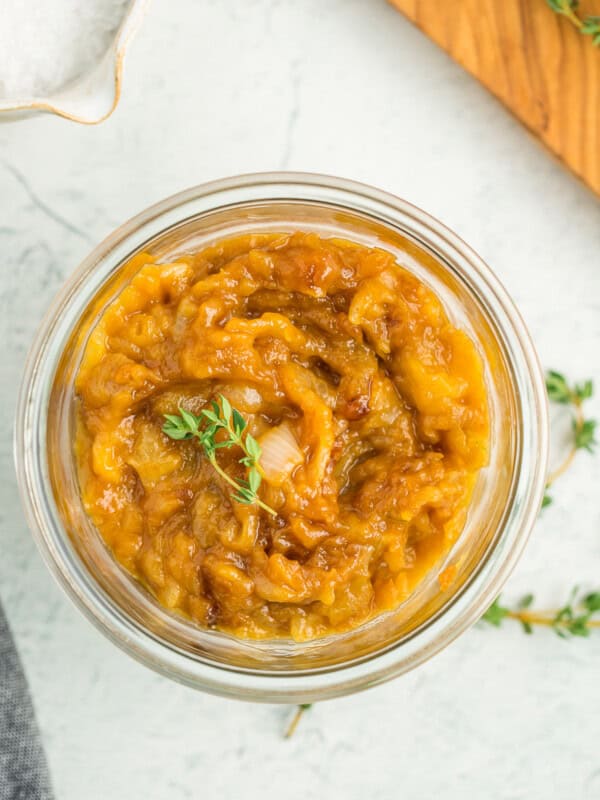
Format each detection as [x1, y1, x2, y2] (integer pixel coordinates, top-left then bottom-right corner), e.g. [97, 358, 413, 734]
[258, 423, 304, 486]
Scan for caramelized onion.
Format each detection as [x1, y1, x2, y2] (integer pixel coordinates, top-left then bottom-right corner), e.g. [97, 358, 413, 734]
[258, 423, 304, 486]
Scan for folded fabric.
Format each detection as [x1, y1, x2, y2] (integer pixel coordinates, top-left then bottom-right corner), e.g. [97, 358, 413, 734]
[0, 602, 53, 800]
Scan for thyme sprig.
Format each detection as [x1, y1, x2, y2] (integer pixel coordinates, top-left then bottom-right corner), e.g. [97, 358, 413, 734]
[482, 589, 600, 638]
[546, 1, 600, 46]
[543, 371, 597, 506]
[284, 704, 312, 738]
[163, 396, 276, 516]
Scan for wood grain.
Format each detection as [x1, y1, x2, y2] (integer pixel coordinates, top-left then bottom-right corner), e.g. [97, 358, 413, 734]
[389, 0, 600, 196]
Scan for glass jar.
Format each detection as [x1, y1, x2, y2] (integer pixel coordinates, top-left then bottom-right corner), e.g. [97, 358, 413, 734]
[14, 173, 548, 702]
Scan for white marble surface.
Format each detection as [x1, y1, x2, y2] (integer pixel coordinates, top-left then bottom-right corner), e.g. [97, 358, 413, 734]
[1, 1, 600, 798]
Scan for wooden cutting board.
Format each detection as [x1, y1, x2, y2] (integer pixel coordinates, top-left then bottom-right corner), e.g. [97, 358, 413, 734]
[389, 0, 600, 197]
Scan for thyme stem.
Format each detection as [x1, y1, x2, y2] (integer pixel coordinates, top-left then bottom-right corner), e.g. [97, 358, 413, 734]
[546, 401, 584, 486]
[506, 610, 600, 629]
[546, 0, 600, 45]
[284, 704, 312, 739]
[162, 397, 277, 515]
[543, 371, 596, 506]
[483, 590, 600, 637]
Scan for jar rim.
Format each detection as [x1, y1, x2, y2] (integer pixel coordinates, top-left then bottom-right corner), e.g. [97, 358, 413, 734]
[14, 172, 549, 702]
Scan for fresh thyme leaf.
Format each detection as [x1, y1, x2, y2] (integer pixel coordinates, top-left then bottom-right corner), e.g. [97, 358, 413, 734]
[553, 605, 573, 628]
[574, 379, 593, 402]
[520, 620, 534, 635]
[206, 444, 219, 462]
[233, 491, 252, 505]
[519, 593, 535, 609]
[542, 492, 553, 508]
[581, 16, 600, 45]
[481, 598, 509, 627]
[245, 433, 261, 460]
[162, 398, 276, 515]
[162, 413, 194, 440]
[574, 418, 597, 452]
[545, 370, 572, 404]
[211, 440, 233, 450]
[162, 427, 190, 440]
[583, 593, 600, 612]
[163, 413, 184, 426]
[567, 616, 591, 637]
[219, 394, 233, 424]
[232, 408, 247, 436]
[179, 407, 201, 432]
[200, 408, 221, 425]
[248, 467, 261, 493]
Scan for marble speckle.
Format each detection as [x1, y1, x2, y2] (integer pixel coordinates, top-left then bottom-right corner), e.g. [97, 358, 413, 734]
[1, 1, 599, 798]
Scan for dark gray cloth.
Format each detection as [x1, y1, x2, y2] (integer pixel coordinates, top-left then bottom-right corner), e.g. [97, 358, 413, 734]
[0, 604, 53, 800]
